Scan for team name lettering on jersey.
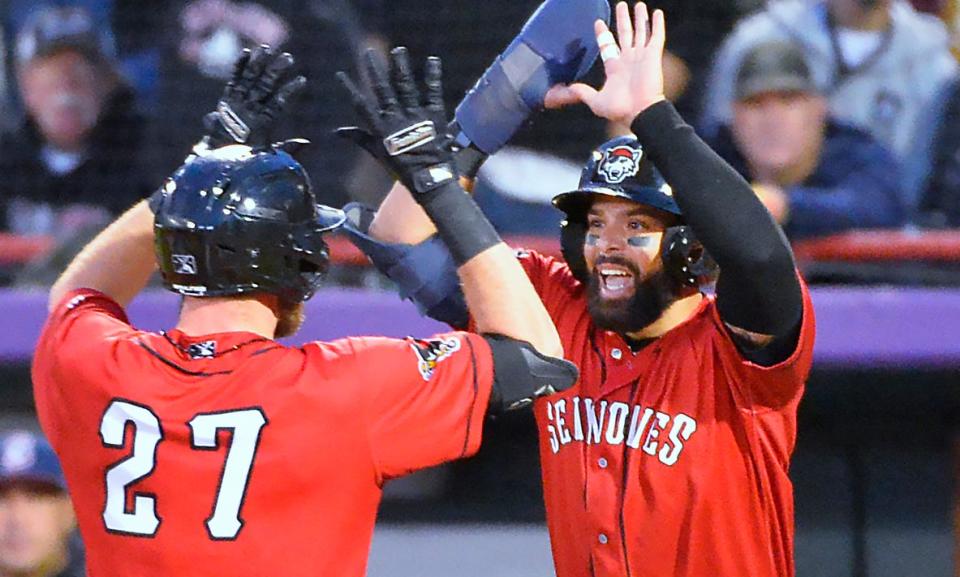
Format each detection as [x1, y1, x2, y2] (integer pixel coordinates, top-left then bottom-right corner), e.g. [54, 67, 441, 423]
[544, 396, 698, 466]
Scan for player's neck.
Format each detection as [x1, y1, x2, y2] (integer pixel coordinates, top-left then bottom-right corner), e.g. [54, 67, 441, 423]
[176, 296, 278, 339]
[626, 292, 703, 341]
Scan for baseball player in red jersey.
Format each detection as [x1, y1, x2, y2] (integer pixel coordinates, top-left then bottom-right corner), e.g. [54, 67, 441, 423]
[343, 4, 816, 576]
[31, 47, 577, 577]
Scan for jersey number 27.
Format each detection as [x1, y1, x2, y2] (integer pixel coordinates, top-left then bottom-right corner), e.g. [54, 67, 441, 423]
[99, 399, 267, 540]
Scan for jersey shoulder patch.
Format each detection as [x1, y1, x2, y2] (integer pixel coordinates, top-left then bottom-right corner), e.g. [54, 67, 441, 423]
[408, 336, 462, 381]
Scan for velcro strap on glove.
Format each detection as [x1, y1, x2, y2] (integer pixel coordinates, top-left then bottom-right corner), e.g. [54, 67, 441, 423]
[217, 101, 251, 143]
[411, 162, 457, 193]
[383, 120, 438, 156]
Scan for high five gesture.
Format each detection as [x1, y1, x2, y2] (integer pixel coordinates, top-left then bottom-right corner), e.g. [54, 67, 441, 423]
[544, 2, 665, 124]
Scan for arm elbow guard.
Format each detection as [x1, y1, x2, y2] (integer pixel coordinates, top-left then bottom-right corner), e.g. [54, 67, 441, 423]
[484, 334, 578, 414]
[341, 203, 469, 327]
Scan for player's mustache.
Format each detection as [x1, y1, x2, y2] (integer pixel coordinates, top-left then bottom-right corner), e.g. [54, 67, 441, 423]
[592, 255, 643, 277]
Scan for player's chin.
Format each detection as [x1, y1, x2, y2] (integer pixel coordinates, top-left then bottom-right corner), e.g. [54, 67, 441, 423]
[586, 282, 634, 317]
[586, 297, 638, 333]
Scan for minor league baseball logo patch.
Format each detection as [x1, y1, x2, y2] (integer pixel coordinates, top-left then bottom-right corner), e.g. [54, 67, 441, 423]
[409, 337, 462, 381]
[188, 340, 217, 359]
[172, 254, 198, 275]
[597, 145, 642, 184]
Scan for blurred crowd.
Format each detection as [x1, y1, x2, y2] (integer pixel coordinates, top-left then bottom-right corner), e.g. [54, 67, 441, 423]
[0, 3, 959, 575]
[0, 0, 959, 280]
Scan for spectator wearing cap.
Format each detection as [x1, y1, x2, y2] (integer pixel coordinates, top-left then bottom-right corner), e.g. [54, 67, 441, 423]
[0, 6, 149, 237]
[703, 0, 955, 186]
[0, 430, 77, 577]
[705, 41, 905, 239]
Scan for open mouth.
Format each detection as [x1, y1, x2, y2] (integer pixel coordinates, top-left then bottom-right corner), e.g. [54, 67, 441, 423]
[596, 264, 636, 299]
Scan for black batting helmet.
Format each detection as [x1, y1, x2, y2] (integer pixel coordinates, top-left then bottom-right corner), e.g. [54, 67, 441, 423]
[552, 135, 715, 287]
[153, 144, 345, 303]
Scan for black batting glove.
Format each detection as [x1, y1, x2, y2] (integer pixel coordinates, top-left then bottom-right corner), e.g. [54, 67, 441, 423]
[336, 47, 457, 196]
[202, 44, 307, 149]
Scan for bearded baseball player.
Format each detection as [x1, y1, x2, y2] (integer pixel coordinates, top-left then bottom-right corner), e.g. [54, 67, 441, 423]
[343, 3, 816, 576]
[31, 46, 576, 577]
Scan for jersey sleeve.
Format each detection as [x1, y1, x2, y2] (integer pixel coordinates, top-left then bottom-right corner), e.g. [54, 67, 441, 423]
[31, 289, 136, 449]
[712, 277, 816, 412]
[348, 332, 495, 481]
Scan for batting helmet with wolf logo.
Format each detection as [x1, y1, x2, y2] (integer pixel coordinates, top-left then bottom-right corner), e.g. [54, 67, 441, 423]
[552, 135, 716, 287]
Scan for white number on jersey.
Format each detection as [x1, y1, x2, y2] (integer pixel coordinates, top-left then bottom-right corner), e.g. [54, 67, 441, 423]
[99, 400, 268, 539]
[100, 400, 163, 536]
[189, 409, 267, 539]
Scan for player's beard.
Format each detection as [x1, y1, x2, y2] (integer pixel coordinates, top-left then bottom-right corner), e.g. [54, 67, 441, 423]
[586, 258, 676, 334]
[274, 301, 305, 339]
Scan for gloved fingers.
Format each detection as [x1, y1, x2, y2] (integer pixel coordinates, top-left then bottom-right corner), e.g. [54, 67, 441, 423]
[424, 56, 445, 118]
[334, 126, 379, 155]
[223, 48, 252, 100]
[337, 71, 382, 132]
[364, 48, 399, 116]
[260, 74, 306, 123]
[252, 51, 296, 103]
[389, 47, 421, 114]
[238, 45, 273, 93]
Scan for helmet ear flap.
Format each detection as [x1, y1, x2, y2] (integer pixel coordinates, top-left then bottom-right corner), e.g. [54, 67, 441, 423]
[560, 217, 590, 283]
[289, 230, 331, 300]
[662, 226, 718, 288]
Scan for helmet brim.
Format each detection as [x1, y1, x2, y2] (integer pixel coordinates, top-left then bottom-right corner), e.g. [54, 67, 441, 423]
[552, 186, 683, 218]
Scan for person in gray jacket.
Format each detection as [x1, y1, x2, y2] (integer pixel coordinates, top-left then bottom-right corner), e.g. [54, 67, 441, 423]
[703, 0, 955, 189]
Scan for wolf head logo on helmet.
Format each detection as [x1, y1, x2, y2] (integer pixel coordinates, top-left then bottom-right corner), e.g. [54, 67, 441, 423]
[597, 145, 641, 184]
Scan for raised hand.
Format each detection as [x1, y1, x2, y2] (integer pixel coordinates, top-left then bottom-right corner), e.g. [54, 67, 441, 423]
[202, 45, 307, 148]
[543, 2, 666, 125]
[336, 47, 457, 195]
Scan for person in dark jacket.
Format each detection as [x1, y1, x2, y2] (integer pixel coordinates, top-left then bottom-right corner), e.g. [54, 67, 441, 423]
[918, 74, 960, 227]
[706, 40, 905, 239]
[0, 6, 148, 236]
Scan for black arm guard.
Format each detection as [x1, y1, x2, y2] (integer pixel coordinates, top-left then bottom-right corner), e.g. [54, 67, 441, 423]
[483, 334, 579, 413]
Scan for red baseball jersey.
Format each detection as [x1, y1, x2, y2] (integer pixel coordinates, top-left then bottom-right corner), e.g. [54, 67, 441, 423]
[32, 289, 494, 577]
[518, 250, 815, 577]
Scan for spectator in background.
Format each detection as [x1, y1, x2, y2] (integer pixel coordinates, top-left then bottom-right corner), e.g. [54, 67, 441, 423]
[704, 0, 955, 201]
[145, 0, 383, 208]
[0, 430, 78, 577]
[639, 0, 761, 122]
[707, 41, 905, 239]
[1, 1, 118, 123]
[911, 0, 946, 13]
[0, 6, 148, 236]
[918, 74, 960, 226]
